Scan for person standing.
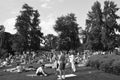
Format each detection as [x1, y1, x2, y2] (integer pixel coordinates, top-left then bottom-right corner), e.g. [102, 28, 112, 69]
[57, 51, 66, 80]
[69, 51, 76, 72]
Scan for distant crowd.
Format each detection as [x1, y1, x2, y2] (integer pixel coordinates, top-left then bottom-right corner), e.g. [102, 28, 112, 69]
[0, 50, 117, 79]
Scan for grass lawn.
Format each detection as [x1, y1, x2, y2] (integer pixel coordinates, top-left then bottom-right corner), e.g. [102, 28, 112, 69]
[0, 64, 120, 80]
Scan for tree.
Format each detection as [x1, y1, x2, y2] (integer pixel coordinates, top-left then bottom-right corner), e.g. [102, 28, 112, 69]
[54, 13, 81, 51]
[102, 1, 120, 50]
[15, 4, 43, 53]
[11, 34, 25, 54]
[85, 1, 120, 51]
[85, 1, 103, 51]
[44, 34, 58, 50]
[0, 25, 5, 51]
[78, 27, 87, 52]
[0, 25, 13, 57]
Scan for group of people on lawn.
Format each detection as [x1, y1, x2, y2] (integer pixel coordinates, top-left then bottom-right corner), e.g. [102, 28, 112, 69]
[1, 50, 84, 80]
[36, 50, 77, 80]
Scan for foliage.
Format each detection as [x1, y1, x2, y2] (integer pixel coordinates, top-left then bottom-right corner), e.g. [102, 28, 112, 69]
[11, 34, 25, 54]
[54, 13, 81, 51]
[85, 1, 120, 51]
[0, 49, 8, 58]
[0, 29, 13, 56]
[87, 54, 120, 75]
[15, 4, 43, 52]
[112, 60, 120, 75]
[0, 25, 5, 32]
[44, 34, 58, 50]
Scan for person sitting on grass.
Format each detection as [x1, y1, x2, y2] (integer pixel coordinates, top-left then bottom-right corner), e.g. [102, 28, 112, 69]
[36, 64, 47, 76]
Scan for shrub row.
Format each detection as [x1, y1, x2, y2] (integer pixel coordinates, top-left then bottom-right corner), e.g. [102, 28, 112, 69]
[86, 54, 120, 75]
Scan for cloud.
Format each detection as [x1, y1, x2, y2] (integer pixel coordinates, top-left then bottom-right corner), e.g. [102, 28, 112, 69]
[40, 14, 57, 36]
[10, 10, 20, 15]
[58, 0, 64, 2]
[41, 3, 51, 8]
[11, 10, 18, 15]
[3, 15, 57, 36]
[40, 0, 51, 2]
[40, 0, 64, 8]
[3, 18, 17, 34]
[40, 0, 53, 8]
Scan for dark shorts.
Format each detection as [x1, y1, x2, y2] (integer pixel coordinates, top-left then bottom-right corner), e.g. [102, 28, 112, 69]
[57, 63, 59, 69]
[59, 62, 65, 70]
[37, 72, 44, 76]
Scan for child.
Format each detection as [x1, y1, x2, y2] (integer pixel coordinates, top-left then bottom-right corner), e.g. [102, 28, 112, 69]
[36, 64, 47, 76]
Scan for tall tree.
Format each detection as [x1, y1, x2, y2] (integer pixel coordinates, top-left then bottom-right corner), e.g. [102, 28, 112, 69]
[15, 4, 43, 53]
[54, 13, 81, 51]
[11, 34, 25, 54]
[102, 1, 120, 50]
[85, 1, 103, 51]
[85, 1, 120, 51]
[0, 25, 13, 57]
[0, 25, 5, 50]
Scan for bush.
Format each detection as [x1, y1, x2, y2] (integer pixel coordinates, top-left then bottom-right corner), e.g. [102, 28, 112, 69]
[87, 55, 100, 69]
[112, 60, 120, 75]
[86, 54, 120, 75]
[0, 49, 8, 58]
[99, 58, 114, 73]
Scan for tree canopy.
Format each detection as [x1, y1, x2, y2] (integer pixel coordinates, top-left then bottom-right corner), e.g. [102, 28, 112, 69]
[15, 4, 43, 52]
[44, 34, 58, 51]
[85, 1, 120, 51]
[54, 13, 81, 51]
[0, 25, 13, 57]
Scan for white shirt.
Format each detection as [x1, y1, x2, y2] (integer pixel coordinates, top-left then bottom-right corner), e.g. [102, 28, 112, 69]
[36, 67, 43, 74]
[69, 55, 74, 62]
[2, 61, 7, 66]
[16, 66, 23, 72]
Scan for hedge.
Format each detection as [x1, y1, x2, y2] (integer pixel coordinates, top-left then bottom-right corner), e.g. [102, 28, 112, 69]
[86, 54, 120, 75]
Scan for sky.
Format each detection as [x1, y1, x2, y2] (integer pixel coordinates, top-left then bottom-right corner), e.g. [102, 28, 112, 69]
[0, 0, 120, 35]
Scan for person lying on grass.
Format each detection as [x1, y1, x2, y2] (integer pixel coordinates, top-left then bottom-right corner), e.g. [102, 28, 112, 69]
[4, 63, 23, 73]
[4, 63, 35, 73]
[36, 64, 47, 76]
[0, 60, 8, 68]
[0, 58, 11, 68]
